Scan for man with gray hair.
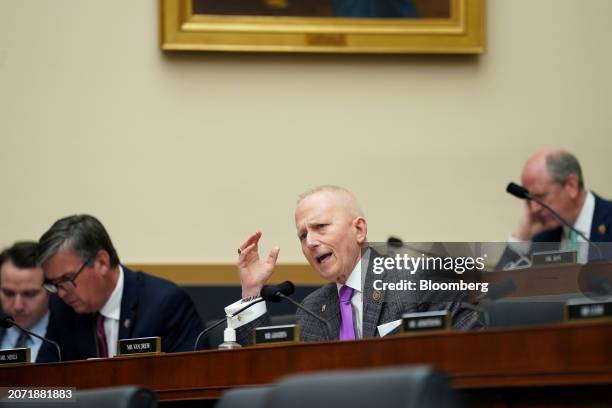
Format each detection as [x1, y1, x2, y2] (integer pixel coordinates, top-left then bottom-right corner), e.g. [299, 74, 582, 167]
[502, 149, 612, 266]
[37, 215, 203, 361]
[226, 186, 481, 345]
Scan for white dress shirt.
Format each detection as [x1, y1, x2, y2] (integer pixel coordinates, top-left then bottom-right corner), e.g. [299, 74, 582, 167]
[98, 265, 124, 357]
[0, 311, 50, 362]
[561, 191, 594, 263]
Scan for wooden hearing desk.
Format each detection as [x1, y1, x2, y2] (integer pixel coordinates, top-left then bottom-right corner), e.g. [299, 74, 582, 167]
[0, 321, 611, 407]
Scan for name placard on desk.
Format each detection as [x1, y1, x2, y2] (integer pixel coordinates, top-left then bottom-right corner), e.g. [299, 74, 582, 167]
[0, 348, 30, 366]
[532, 250, 577, 267]
[253, 324, 300, 345]
[565, 300, 612, 322]
[117, 337, 161, 356]
[401, 311, 451, 333]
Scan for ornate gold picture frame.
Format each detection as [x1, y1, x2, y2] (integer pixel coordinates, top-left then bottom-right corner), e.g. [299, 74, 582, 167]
[160, 0, 484, 54]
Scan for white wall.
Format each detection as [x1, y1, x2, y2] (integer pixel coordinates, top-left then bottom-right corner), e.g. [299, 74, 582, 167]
[1, 0, 610, 263]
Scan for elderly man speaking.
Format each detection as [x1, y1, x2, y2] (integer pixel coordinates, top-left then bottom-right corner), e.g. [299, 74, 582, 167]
[226, 185, 481, 344]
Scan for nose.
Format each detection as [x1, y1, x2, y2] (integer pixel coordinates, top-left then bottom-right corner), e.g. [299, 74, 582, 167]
[305, 232, 320, 249]
[13, 295, 25, 312]
[57, 285, 69, 299]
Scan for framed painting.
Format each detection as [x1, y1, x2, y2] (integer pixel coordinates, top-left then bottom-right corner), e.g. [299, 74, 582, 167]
[160, 0, 484, 54]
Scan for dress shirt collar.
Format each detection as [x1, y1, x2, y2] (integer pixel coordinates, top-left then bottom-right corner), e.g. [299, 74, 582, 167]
[27, 310, 50, 338]
[99, 265, 124, 321]
[336, 248, 370, 294]
[564, 190, 595, 240]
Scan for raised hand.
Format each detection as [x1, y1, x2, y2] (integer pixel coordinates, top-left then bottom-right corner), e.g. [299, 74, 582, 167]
[236, 231, 280, 298]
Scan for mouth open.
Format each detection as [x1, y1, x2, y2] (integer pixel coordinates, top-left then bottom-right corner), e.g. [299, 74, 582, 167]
[316, 252, 332, 264]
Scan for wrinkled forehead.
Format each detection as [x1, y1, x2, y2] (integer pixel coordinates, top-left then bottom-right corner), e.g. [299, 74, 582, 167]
[295, 191, 352, 229]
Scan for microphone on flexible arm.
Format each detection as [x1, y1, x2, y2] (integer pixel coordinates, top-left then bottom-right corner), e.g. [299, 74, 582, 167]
[506, 182, 603, 260]
[193, 298, 265, 350]
[193, 281, 300, 350]
[0, 316, 62, 362]
[261, 281, 334, 341]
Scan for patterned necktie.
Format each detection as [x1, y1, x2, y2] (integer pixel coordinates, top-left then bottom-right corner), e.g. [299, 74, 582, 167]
[95, 313, 109, 358]
[14, 331, 30, 349]
[338, 285, 356, 340]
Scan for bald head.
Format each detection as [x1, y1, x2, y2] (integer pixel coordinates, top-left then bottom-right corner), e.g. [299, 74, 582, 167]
[297, 186, 364, 219]
[522, 149, 584, 190]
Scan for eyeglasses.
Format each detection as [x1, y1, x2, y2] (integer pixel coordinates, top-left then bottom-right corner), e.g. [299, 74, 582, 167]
[43, 257, 93, 294]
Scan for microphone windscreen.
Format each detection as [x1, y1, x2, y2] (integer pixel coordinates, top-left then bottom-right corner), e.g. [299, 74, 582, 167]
[506, 182, 530, 200]
[261, 281, 295, 302]
[0, 316, 15, 329]
[261, 284, 283, 302]
[387, 236, 403, 248]
[277, 281, 295, 297]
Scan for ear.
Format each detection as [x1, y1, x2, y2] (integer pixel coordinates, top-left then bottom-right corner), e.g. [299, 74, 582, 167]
[95, 250, 112, 275]
[564, 174, 581, 199]
[353, 217, 368, 244]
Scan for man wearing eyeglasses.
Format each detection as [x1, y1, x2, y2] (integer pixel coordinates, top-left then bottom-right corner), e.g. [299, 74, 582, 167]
[36, 214, 203, 361]
[0, 242, 52, 362]
[498, 149, 612, 269]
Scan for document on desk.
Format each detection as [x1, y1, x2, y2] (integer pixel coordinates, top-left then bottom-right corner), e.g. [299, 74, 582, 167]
[377, 320, 401, 337]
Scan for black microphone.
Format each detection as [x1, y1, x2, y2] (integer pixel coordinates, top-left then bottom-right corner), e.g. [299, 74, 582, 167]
[260, 281, 295, 302]
[506, 182, 530, 200]
[261, 281, 333, 341]
[0, 316, 62, 362]
[506, 182, 603, 260]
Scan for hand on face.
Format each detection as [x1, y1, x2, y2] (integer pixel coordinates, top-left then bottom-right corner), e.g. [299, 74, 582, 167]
[515, 200, 550, 240]
[236, 231, 280, 298]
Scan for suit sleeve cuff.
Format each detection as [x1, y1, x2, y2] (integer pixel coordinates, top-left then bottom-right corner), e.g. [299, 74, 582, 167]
[224, 298, 267, 329]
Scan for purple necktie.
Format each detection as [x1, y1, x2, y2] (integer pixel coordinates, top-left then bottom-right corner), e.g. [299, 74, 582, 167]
[95, 313, 109, 358]
[339, 285, 356, 340]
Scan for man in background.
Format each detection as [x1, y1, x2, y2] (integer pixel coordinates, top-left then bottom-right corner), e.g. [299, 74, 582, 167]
[500, 149, 612, 268]
[37, 214, 203, 360]
[0, 241, 52, 362]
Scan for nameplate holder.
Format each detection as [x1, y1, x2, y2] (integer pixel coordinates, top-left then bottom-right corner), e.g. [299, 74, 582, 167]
[253, 324, 300, 345]
[117, 337, 161, 356]
[532, 250, 577, 266]
[401, 311, 451, 333]
[565, 300, 612, 322]
[0, 348, 30, 366]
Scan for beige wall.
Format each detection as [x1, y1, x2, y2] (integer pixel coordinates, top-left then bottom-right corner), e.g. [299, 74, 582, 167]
[1, 0, 611, 264]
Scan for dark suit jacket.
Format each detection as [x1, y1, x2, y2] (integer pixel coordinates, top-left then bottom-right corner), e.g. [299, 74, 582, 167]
[497, 193, 612, 269]
[38, 266, 203, 362]
[236, 251, 482, 345]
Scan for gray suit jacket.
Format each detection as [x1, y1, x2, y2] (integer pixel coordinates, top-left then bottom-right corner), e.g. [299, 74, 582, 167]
[236, 252, 482, 345]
